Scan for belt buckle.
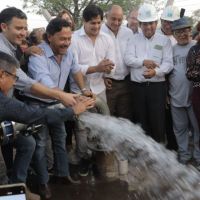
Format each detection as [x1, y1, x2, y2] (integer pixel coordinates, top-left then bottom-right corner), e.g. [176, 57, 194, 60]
[146, 81, 150, 86]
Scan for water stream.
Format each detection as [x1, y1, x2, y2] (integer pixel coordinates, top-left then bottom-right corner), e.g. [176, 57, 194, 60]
[79, 112, 200, 200]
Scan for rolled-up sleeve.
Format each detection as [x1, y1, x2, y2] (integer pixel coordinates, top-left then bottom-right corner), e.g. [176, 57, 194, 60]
[15, 68, 37, 92]
[28, 55, 56, 88]
[105, 35, 116, 75]
[70, 52, 82, 74]
[70, 44, 89, 75]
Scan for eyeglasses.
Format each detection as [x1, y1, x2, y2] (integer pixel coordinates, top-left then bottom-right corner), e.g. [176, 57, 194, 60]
[3, 71, 19, 82]
[174, 28, 191, 36]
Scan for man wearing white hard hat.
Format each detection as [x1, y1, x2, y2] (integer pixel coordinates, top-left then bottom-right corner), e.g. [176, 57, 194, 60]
[159, 5, 180, 45]
[158, 5, 180, 151]
[124, 3, 173, 143]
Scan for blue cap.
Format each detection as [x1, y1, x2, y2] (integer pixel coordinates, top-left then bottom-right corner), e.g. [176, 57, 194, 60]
[172, 16, 192, 31]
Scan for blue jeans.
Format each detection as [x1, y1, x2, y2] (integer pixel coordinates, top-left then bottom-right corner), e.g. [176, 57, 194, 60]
[32, 121, 69, 184]
[11, 134, 36, 183]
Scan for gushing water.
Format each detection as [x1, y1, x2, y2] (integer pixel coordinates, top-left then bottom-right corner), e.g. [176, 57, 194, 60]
[79, 112, 200, 200]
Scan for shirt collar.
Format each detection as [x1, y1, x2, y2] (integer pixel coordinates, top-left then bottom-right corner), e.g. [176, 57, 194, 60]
[0, 33, 17, 53]
[40, 41, 68, 58]
[103, 23, 121, 37]
[141, 31, 156, 41]
[79, 26, 105, 37]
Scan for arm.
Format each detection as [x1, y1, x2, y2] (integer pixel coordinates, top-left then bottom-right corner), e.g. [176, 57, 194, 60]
[28, 55, 78, 106]
[71, 48, 114, 75]
[1, 96, 73, 124]
[124, 36, 144, 68]
[24, 46, 43, 56]
[1, 94, 94, 125]
[72, 70, 85, 91]
[30, 83, 77, 106]
[86, 59, 114, 74]
[154, 38, 173, 77]
[186, 46, 200, 82]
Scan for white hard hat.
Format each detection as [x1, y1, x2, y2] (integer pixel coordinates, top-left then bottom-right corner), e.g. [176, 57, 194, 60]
[161, 6, 180, 21]
[137, 4, 158, 22]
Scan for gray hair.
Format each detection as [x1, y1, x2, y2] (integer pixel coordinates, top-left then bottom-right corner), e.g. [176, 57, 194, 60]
[0, 51, 19, 73]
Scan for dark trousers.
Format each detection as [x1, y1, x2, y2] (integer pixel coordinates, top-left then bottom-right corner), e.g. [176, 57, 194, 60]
[131, 81, 166, 143]
[1, 143, 14, 173]
[192, 87, 200, 130]
[106, 76, 132, 120]
[165, 105, 178, 150]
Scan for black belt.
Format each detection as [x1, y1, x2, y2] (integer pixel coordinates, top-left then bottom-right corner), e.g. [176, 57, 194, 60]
[132, 81, 165, 86]
[108, 75, 130, 82]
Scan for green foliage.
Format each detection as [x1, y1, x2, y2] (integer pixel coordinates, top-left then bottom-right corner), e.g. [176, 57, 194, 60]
[191, 9, 200, 26]
[22, 0, 165, 27]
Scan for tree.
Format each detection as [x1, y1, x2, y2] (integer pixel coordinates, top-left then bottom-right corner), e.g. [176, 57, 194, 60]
[23, 0, 142, 26]
[191, 9, 200, 26]
[23, 0, 164, 28]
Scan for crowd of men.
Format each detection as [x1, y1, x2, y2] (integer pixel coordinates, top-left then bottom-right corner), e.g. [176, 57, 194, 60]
[0, 2, 200, 200]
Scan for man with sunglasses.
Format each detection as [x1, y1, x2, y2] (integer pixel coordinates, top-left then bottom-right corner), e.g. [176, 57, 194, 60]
[168, 17, 200, 166]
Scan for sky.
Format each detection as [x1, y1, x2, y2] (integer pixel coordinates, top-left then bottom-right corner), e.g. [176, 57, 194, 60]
[0, 0, 199, 30]
[0, 0, 48, 30]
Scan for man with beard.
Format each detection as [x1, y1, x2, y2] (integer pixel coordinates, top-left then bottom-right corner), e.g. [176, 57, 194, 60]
[0, 7, 82, 198]
[25, 18, 93, 199]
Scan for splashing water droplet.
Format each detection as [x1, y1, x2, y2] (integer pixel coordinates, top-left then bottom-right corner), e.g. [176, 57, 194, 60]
[79, 112, 200, 200]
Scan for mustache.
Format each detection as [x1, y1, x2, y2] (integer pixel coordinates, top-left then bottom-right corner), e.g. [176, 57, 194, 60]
[60, 45, 69, 48]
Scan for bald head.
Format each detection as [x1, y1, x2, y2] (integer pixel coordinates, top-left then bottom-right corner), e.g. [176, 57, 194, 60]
[107, 5, 123, 15]
[106, 5, 123, 35]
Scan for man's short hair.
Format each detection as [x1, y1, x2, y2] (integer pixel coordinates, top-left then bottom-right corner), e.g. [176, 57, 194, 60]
[0, 51, 19, 73]
[0, 7, 27, 32]
[82, 4, 103, 22]
[43, 17, 71, 43]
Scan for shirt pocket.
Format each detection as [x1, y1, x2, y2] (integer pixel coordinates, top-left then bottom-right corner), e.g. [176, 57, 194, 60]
[151, 45, 163, 65]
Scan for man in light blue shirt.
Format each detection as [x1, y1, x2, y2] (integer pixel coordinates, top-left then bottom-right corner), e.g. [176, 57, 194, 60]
[25, 18, 91, 199]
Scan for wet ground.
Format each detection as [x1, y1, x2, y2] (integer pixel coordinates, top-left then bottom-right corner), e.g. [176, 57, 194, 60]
[0, 152, 143, 200]
[49, 178, 130, 200]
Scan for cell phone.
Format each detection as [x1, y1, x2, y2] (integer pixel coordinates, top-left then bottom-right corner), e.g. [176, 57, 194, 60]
[0, 183, 27, 200]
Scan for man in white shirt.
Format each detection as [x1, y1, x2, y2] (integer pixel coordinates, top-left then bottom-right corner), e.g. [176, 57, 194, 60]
[70, 4, 115, 176]
[124, 4, 173, 143]
[70, 4, 115, 102]
[101, 5, 132, 120]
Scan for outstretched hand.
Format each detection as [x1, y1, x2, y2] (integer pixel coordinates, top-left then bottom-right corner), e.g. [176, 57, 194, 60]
[72, 96, 95, 115]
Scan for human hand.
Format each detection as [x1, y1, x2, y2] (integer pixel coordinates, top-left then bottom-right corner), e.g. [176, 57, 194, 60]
[59, 92, 78, 107]
[96, 59, 114, 73]
[143, 69, 156, 79]
[72, 97, 95, 115]
[81, 89, 96, 99]
[143, 60, 158, 69]
[104, 78, 112, 90]
[25, 46, 43, 56]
